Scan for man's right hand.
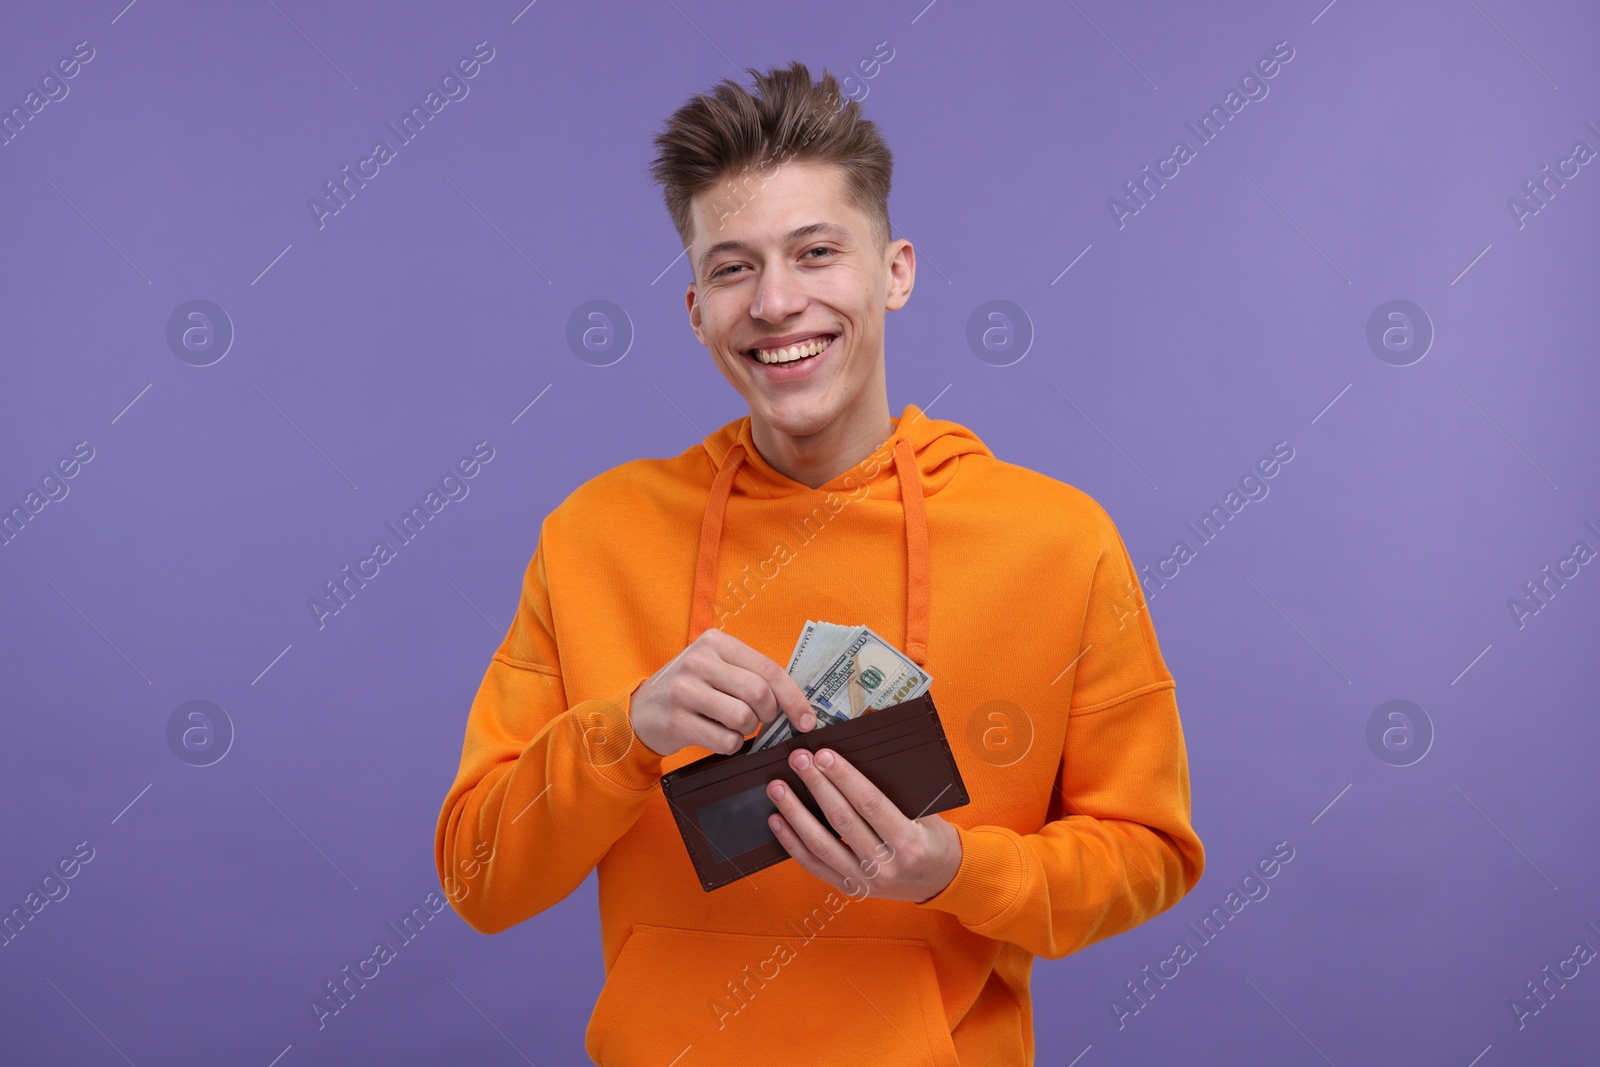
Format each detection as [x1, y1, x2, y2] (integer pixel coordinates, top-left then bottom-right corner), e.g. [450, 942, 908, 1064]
[629, 628, 815, 758]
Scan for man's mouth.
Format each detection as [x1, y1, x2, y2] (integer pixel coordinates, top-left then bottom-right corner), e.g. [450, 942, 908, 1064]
[742, 334, 838, 365]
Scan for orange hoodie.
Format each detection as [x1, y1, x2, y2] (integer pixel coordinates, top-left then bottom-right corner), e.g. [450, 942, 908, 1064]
[436, 403, 1204, 1065]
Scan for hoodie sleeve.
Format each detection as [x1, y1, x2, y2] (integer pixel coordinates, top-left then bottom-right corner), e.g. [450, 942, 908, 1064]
[917, 503, 1205, 959]
[434, 532, 662, 935]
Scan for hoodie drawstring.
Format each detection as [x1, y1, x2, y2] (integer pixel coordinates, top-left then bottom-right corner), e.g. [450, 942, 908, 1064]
[891, 436, 930, 666]
[686, 442, 748, 644]
[686, 435, 930, 667]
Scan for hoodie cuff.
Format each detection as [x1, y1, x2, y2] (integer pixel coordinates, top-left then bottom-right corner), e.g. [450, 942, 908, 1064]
[584, 673, 664, 794]
[916, 825, 1027, 930]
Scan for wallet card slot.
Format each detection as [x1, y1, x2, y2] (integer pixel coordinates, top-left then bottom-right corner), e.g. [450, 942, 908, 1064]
[786, 706, 935, 756]
[662, 693, 938, 794]
[820, 729, 942, 770]
[661, 742, 791, 793]
[695, 779, 783, 862]
[761, 695, 932, 759]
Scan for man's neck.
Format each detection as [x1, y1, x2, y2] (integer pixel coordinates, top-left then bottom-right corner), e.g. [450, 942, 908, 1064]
[749, 392, 895, 491]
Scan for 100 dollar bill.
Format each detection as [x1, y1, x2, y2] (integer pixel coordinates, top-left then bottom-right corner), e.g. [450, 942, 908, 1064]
[750, 622, 931, 751]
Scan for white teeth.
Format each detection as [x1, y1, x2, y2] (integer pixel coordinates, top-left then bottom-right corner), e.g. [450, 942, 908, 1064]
[752, 336, 832, 364]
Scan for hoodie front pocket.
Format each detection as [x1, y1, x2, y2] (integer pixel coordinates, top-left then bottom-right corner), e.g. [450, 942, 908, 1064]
[585, 922, 959, 1067]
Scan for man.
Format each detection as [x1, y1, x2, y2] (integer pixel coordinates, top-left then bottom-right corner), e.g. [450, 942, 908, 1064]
[436, 61, 1204, 1065]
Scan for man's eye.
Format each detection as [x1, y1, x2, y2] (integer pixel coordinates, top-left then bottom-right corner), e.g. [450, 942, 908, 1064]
[713, 249, 831, 278]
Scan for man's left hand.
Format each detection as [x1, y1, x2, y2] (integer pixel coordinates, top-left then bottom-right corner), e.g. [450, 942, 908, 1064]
[766, 747, 962, 902]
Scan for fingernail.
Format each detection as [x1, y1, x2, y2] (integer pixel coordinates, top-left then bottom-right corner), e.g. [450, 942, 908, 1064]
[769, 781, 787, 801]
[792, 750, 811, 770]
[801, 712, 815, 730]
[816, 749, 835, 769]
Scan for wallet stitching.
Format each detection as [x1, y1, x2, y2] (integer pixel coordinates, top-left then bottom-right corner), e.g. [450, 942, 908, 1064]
[661, 785, 784, 890]
[661, 787, 734, 888]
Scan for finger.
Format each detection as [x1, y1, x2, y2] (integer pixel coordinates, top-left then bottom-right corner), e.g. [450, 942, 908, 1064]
[681, 673, 763, 737]
[706, 630, 815, 733]
[684, 714, 747, 755]
[668, 682, 748, 753]
[764, 812, 876, 895]
[784, 751, 885, 871]
[768, 812, 870, 895]
[766, 778, 868, 883]
[767, 811, 853, 893]
[670, 655, 763, 740]
[696, 655, 781, 731]
[806, 748, 915, 850]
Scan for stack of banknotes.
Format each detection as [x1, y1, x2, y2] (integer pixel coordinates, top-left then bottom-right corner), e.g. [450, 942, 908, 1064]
[749, 621, 933, 752]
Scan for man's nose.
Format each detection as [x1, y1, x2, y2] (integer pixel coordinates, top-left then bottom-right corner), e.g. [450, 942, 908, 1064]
[751, 264, 806, 320]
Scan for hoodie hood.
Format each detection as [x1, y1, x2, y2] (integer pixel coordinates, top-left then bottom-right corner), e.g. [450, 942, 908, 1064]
[686, 403, 993, 666]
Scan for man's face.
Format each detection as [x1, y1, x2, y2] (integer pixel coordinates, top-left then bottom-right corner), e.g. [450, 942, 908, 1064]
[685, 160, 913, 439]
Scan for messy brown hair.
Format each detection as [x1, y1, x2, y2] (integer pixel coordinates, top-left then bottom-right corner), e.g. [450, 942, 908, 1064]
[648, 60, 894, 259]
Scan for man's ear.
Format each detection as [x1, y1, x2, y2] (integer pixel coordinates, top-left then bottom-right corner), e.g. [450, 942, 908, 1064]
[685, 281, 704, 345]
[884, 238, 915, 312]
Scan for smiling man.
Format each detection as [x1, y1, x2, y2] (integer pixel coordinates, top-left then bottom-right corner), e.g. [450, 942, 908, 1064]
[687, 188, 902, 492]
[436, 61, 1204, 1065]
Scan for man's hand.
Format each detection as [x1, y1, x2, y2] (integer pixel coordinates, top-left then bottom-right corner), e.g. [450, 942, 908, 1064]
[630, 628, 816, 758]
[766, 747, 963, 903]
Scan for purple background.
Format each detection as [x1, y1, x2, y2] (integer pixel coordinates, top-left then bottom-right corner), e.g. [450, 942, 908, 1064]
[3, 0, 1597, 1063]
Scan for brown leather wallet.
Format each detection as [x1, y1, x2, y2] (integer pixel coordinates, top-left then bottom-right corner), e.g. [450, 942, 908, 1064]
[659, 690, 970, 892]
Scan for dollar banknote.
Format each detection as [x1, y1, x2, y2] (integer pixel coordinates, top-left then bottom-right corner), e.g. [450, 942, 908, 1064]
[749, 621, 931, 752]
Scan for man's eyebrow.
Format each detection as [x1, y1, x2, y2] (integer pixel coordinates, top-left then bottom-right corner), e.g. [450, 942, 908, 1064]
[697, 222, 851, 274]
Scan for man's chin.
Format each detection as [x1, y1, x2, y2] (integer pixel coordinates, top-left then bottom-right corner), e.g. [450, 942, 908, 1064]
[748, 392, 838, 439]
